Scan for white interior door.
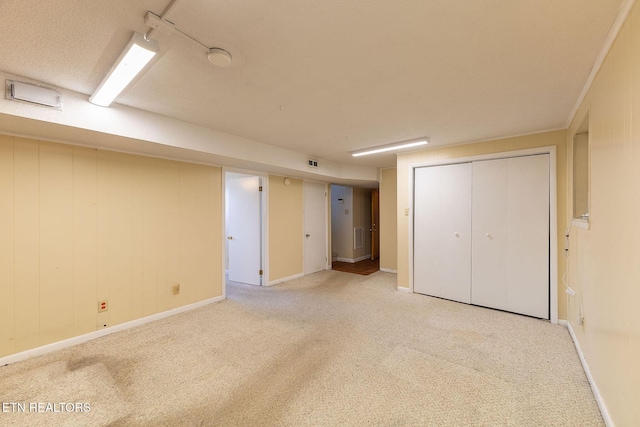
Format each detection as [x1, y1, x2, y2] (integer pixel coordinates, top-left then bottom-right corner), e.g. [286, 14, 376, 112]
[414, 163, 472, 303]
[227, 174, 261, 285]
[471, 155, 549, 318]
[304, 181, 327, 274]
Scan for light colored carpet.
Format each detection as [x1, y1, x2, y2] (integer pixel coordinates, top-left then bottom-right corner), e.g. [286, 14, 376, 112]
[0, 270, 603, 426]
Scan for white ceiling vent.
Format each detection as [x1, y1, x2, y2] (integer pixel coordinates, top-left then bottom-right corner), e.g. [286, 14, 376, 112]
[307, 159, 318, 168]
[6, 80, 62, 109]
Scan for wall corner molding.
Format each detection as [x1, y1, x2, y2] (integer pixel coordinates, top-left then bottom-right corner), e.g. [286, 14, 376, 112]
[565, 322, 614, 427]
[565, 0, 637, 128]
[337, 255, 372, 263]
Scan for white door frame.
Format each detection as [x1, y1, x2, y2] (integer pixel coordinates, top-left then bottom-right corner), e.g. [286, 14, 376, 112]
[303, 180, 329, 274]
[407, 146, 558, 324]
[222, 167, 269, 293]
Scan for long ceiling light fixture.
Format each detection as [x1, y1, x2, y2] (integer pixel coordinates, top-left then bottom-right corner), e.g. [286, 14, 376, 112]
[351, 138, 429, 157]
[89, 32, 159, 107]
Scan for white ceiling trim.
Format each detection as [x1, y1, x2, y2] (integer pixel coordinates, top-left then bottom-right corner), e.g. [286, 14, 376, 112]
[564, 0, 636, 128]
[406, 126, 567, 156]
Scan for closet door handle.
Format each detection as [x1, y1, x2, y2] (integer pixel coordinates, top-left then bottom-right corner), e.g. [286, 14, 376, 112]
[485, 233, 492, 239]
[454, 232, 460, 238]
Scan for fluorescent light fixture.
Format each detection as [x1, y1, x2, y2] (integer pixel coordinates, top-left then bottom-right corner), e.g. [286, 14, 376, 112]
[89, 32, 159, 107]
[352, 139, 429, 157]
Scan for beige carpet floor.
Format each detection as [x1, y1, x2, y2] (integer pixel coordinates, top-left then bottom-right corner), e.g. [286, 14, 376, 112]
[0, 271, 602, 426]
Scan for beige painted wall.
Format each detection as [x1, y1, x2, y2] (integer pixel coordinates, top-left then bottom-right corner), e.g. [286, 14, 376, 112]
[352, 187, 372, 260]
[327, 185, 332, 263]
[380, 168, 397, 271]
[0, 135, 222, 358]
[566, 3, 640, 425]
[268, 175, 303, 281]
[396, 130, 567, 317]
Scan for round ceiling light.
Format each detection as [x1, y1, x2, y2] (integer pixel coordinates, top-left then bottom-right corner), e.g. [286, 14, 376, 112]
[208, 48, 232, 67]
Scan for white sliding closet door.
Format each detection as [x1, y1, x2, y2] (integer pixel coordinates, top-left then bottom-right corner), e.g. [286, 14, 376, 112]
[471, 154, 549, 318]
[414, 163, 472, 303]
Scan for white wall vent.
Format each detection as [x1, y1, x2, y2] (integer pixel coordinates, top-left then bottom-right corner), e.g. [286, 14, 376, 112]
[307, 159, 318, 168]
[6, 80, 62, 109]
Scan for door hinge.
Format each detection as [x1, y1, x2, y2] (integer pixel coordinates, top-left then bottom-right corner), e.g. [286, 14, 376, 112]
[259, 269, 263, 276]
[259, 186, 263, 192]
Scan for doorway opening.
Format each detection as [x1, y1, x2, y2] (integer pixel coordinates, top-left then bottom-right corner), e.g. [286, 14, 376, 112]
[330, 184, 379, 275]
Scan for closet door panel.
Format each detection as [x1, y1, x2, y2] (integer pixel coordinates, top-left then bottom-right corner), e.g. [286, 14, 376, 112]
[471, 154, 550, 319]
[414, 163, 471, 303]
[506, 155, 549, 318]
[471, 159, 509, 310]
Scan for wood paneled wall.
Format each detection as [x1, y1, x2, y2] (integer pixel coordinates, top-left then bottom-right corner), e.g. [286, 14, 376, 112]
[268, 175, 303, 281]
[566, 3, 640, 424]
[0, 135, 222, 358]
[380, 168, 397, 271]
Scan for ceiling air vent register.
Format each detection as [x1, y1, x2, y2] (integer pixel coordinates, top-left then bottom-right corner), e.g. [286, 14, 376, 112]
[6, 80, 62, 109]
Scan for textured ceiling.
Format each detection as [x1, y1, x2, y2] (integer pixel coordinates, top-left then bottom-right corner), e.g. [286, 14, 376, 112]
[0, 0, 626, 168]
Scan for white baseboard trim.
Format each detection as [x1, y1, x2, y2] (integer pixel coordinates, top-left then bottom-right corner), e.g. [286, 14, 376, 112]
[397, 286, 411, 292]
[0, 295, 225, 367]
[267, 272, 304, 286]
[380, 268, 397, 273]
[565, 322, 613, 427]
[337, 255, 371, 263]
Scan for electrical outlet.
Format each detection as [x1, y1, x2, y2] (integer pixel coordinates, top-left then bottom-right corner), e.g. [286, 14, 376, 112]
[173, 284, 180, 295]
[98, 300, 108, 313]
